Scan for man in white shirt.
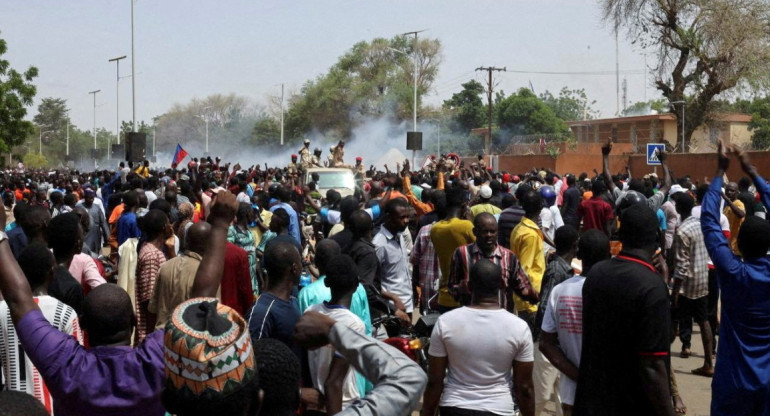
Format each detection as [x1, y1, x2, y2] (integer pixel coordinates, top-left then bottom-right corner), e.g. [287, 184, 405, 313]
[0, 243, 83, 414]
[306, 255, 366, 414]
[422, 259, 535, 416]
[539, 229, 610, 415]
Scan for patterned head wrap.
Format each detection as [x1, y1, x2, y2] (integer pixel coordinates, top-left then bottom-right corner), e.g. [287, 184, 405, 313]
[164, 298, 257, 402]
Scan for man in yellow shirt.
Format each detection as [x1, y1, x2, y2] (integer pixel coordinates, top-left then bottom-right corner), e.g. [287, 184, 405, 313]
[510, 188, 545, 330]
[470, 185, 502, 219]
[430, 188, 475, 311]
[723, 181, 746, 255]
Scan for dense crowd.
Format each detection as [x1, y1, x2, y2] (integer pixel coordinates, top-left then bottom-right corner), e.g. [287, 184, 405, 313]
[0, 137, 767, 416]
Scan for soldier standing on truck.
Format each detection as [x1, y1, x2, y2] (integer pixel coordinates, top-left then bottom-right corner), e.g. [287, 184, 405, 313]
[299, 138, 312, 169]
[354, 157, 365, 176]
[311, 148, 324, 168]
[332, 140, 346, 167]
[288, 154, 299, 175]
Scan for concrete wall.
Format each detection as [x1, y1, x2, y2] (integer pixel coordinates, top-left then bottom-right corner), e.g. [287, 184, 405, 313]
[476, 150, 770, 183]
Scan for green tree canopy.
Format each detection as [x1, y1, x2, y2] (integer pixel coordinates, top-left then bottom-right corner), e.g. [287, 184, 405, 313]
[33, 97, 69, 146]
[622, 99, 668, 116]
[495, 88, 569, 137]
[443, 80, 486, 134]
[539, 87, 598, 121]
[284, 35, 442, 143]
[602, 0, 770, 151]
[0, 32, 38, 152]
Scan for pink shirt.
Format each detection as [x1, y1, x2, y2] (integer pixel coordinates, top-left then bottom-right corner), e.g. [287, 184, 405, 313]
[69, 253, 106, 290]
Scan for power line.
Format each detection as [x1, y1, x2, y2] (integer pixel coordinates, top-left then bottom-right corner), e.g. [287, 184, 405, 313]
[503, 69, 644, 76]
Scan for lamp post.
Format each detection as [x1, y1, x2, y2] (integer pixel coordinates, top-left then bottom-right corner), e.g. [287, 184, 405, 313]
[389, 36, 421, 167]
[89, 90, 101, 166]
[108, 56, 127, 144]
[197, 106, 212, 154]
[130, 0, 137, 132]
[38, 128, 53, 155]
[670, 100, 686, 153]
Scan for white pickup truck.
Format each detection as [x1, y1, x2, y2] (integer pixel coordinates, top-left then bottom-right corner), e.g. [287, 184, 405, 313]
[304, 167, 355, 197]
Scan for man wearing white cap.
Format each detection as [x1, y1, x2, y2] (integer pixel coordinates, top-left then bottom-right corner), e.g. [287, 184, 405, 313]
[299, 139, 312, 169]
[470, 185, 502, 219]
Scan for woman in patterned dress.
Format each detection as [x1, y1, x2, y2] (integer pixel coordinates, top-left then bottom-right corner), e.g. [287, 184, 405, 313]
[228, 203, 258, 295]
[134, 209, 174, 344]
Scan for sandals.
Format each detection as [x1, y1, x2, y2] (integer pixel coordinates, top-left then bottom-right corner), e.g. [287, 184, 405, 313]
[680, 348, 691, 358]
[691, 366, 714, 378]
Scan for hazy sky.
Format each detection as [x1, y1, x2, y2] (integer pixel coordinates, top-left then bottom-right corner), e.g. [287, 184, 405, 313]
[2, 0, 653, 135]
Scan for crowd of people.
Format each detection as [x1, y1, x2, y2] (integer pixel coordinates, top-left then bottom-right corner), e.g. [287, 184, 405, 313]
[0, 136, 767, 416]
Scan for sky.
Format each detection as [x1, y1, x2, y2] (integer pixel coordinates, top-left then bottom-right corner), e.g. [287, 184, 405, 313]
[1, 0, 655, 137]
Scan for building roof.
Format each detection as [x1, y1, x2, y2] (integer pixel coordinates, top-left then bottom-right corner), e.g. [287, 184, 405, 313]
[566, 112, 751, 126]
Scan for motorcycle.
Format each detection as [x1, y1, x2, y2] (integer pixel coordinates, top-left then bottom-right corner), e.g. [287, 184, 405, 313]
[371, 307, 440, 372]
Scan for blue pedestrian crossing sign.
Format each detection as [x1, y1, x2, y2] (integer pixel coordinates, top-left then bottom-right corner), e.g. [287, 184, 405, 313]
[647, 143, 665, 165]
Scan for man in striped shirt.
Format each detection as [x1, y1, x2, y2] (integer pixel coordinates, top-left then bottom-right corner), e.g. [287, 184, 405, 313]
[0, 242, 82, 415]
[448, 213, 537, 310]
[671, 192, 713, 376]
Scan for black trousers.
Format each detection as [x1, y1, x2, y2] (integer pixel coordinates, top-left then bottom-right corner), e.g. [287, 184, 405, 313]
[439, 407, 503, 416]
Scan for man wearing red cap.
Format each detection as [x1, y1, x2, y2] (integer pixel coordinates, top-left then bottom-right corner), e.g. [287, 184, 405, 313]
[288, 154, 299, 175]
[354, 157, 365, 176]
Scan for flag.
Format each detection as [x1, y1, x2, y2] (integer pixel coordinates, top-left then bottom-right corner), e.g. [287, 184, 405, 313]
[172, 144, 188, 166]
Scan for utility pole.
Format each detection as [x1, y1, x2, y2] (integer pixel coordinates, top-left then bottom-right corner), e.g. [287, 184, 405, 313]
[475, 66, 506, 156]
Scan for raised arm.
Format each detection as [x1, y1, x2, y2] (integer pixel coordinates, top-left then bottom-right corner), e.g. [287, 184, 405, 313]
[702, 140, 742, 277]
[295, 312, 427, 416]
[657, 150, 672, 195]
[602, 139, 616, 193]
[737, 149, 770, 210]
[0, 232, 38, 324]
[191, 191, 238, 298]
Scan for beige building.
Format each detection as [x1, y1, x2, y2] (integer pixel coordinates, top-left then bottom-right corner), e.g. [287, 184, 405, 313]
[567, 113, 752, 153]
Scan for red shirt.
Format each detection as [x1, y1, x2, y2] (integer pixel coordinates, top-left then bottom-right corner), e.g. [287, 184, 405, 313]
[221, 242, 254, 317]
[577, 197, 613, 235]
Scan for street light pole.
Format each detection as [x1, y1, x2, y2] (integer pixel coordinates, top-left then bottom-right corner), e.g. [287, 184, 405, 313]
[109, 56, 127, 144]
[197, 106, 212, 154]
[89, 90, 101, 165]
[280, 83, 285, 146]
[130, 0, 137, 132]
[39, 129, 52, 155]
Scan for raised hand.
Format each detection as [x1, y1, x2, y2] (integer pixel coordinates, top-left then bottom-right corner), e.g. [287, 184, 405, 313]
[208, 191, 238, 228]
[601, 138, 612, 155]
[717, 139, 730, 172]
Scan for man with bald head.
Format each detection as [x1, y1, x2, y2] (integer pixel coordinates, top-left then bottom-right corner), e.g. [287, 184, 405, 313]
[722, 181, 746, 254]
[247, 240, 303, 360]
[148, 222, 212, 328]
[448, 212, 536, 309]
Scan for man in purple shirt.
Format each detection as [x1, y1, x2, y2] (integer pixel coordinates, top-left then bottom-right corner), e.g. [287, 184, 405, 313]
[0, 191, 240, 416]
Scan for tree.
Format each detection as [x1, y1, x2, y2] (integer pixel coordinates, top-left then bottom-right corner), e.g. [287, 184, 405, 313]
[622, 98, 668, 116]
[33, 97, 69, 145]
[495, 88, 569, 137]
[602, 0, 770, 151]
[120, 120, 152, 138]
[22, 152, 48, 169]
[154, 94, 260, 156]
[0, 32, 38, 153]
[284, 35, 443, 143]
[251, 114, 281, 146]
[539, 87, 598, 121]
[443, 80, 486, 134]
